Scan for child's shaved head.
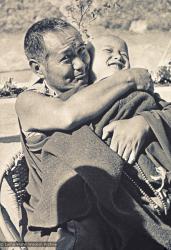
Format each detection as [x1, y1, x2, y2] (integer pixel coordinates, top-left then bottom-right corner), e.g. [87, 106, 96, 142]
[92, 35, 130, 80]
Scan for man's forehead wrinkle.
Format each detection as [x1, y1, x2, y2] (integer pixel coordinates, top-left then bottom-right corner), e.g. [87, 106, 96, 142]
[56, 39, 83, 55]
[43, 31, 64, 50]
[43, 30, 83, 55]
[62, 27, 81, 39]
[57, 46, 74, 55]
[63, 29, 83, 48]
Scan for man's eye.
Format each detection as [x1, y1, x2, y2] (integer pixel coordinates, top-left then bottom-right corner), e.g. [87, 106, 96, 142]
[78, 48, 85, 55]
[60, 56, 71, 63]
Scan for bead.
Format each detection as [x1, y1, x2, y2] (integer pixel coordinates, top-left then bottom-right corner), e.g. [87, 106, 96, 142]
[124, 161, 169, 216]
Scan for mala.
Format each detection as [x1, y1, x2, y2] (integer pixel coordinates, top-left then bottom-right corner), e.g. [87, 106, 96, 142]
[123, 162, 170, 216]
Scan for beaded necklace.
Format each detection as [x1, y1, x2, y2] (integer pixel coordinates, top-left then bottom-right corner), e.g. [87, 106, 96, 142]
[123, 162, 170, 216]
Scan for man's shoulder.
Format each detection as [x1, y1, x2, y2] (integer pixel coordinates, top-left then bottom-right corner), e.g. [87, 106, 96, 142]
[16, 80, 47, 108]
[27, 80, 47, 95]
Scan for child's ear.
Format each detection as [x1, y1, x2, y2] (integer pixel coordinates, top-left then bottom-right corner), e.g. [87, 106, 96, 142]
[29, 59, 45, 78]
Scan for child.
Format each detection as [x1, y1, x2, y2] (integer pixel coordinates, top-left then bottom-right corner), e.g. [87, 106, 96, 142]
[89, 34, 130, 81]
[89, 34, 170, 217]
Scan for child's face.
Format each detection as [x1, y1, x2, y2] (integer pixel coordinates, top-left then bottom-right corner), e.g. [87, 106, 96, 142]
[92, 35, 130, 80]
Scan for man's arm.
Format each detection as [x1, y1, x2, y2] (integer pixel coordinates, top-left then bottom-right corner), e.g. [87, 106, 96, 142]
[102, 101, 171, 164]
[102, 116, 152, 164]
[15, 68, 152, 132]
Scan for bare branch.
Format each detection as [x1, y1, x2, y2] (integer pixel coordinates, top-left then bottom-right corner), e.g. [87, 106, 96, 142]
[78, 1, 92, 29]
[88, 16, 97, 24]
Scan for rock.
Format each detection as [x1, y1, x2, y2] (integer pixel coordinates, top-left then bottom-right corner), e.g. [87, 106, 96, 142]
[129, 20, 147, 33]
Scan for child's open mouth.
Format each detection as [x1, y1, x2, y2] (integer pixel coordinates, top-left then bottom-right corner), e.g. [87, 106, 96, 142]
[108, 62, 124, 70]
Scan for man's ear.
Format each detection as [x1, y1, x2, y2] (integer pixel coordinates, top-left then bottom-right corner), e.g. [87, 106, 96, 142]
[29, 59, 45, 78]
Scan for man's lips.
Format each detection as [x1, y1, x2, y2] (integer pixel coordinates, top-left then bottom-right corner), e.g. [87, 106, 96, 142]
[66, 72, 88, 86]
[69, 73, 87, 85]
[74, 73, 87, 80]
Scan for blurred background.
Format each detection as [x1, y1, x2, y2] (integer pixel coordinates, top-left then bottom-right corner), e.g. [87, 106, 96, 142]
[1, 0, 171, 85]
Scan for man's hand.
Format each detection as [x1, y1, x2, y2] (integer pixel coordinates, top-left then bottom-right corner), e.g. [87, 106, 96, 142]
[130, 68, 154, 93]
[102, 116, 151, 164]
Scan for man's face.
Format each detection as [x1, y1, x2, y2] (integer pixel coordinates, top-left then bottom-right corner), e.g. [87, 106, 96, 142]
[92, 35, 130, 80]
[41, 28, 90, 93]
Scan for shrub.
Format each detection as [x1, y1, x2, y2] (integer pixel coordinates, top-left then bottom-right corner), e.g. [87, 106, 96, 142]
[153, 66, 171, 85]
[0, 78, 26, 97]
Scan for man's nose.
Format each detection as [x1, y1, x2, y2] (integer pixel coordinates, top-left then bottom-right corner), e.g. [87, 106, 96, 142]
[72, 57, 85, 72]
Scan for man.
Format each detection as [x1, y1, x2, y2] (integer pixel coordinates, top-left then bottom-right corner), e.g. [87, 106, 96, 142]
[15, 18, 164, 249]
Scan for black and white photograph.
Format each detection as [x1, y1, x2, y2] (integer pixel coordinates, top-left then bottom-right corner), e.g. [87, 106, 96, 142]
[0, 0, 171, 249]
